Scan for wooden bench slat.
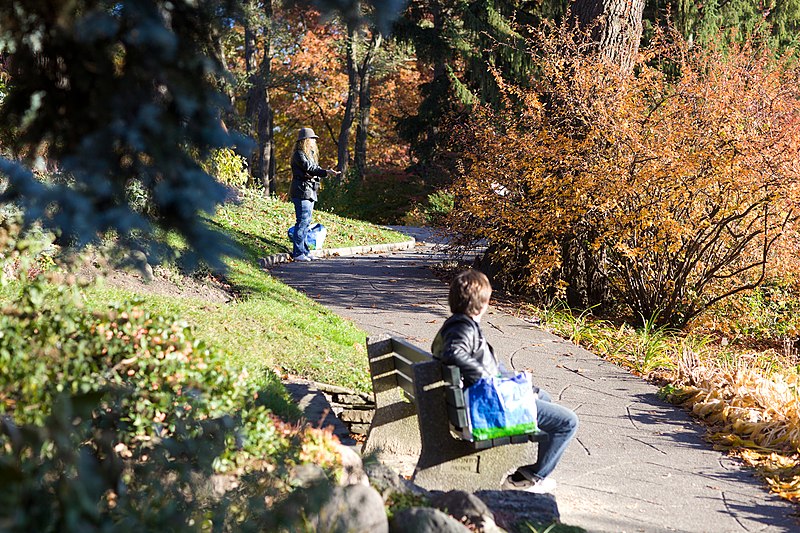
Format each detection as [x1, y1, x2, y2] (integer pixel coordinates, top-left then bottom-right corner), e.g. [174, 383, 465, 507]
[511, 434, 530, 444]
[473, 439, 493, 450]
[391, 337, 432, 363]
[393, 355, 415, 383]
[397, 371, 416, 400]
[492, 436, 511, 447]
[442, 364, 461, 385]
[447, 404, 469, 429]
[445, 386, 465, 408]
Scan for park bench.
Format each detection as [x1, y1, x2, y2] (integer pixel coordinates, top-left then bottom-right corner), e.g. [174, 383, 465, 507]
[362, 334, 546, 491]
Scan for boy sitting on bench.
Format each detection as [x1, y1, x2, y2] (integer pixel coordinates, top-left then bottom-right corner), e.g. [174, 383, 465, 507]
[431, 269, 579, 494]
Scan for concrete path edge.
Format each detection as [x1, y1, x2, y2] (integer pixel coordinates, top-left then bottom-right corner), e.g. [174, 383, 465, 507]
[259, 238, 416, 268]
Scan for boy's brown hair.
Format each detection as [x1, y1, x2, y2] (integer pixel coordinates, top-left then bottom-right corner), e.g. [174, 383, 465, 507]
[449, 269, 491, 316]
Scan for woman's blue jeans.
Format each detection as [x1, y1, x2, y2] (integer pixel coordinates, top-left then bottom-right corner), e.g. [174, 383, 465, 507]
[521, 389, 579, 479]
[292, 198, 314, 258]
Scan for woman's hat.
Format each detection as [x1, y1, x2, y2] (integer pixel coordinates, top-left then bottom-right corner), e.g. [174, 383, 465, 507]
[297, 127, 318, 140]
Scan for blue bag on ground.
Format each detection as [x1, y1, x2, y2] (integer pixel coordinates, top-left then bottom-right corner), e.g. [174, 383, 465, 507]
[287, 223, 327, 250]
[465, 372, 538, 441]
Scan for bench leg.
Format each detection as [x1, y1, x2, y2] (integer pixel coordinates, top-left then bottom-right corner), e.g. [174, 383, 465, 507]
[413, 440, 540, 491]
[362, 386, 421, 461]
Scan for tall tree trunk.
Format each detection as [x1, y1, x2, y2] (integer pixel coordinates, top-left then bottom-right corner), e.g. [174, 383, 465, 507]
[572, 0, 646, 74]
[244, 14, 258, 189]
[355, 32, 382, 178]
[260, 0, 275, 194]
[337, 15, 359, 180]
[245, 0, 276, 193]
[267, 98, 276, 193]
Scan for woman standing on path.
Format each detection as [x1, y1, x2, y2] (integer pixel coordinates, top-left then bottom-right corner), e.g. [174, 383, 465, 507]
[290, 127, 341, 262]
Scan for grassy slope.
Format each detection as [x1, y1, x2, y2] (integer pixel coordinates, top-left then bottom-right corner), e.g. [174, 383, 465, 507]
[77, 192, 409, 392]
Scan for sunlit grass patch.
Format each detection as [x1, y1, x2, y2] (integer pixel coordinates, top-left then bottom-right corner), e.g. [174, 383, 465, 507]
[214, 190, 408, 257]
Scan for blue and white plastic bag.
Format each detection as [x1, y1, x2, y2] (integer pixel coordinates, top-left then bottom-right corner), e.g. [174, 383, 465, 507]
[465, 372, 538, 441]
[287, 223, 327, 250]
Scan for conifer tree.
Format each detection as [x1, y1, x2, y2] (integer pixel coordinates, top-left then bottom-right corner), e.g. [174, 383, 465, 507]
[395, 0, 541, 171]
[0, 0, 243, 269]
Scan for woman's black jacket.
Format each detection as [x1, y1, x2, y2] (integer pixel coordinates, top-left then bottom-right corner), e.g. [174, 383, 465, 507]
[290, 150, 328, 201]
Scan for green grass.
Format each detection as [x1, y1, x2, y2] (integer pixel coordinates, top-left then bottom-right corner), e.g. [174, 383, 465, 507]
[214, 189, 408, 257]
[82, 277, 371, 391]
[8, 192, 410, 393]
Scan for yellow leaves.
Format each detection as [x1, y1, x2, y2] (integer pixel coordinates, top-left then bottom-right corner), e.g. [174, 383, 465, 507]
[678, 356, 800, 501]
[447, 23, 800, 309]
[614, 242, 644, 260]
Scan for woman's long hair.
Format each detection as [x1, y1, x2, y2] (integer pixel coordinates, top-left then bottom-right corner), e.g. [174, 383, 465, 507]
[294, 138, 319, 165]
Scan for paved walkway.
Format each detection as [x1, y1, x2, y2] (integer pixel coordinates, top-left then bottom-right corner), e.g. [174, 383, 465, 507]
[270, 227, 798, 533]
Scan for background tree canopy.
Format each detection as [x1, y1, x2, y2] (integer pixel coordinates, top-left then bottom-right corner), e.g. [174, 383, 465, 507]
[0, 0, 409, 268]
[0, 0, 252, 269]
[3, 0, 800, 328]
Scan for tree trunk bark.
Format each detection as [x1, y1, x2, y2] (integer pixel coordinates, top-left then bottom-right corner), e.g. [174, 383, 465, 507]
[244, 14, 258, 189]
[260, 0, 275, 194]
[245, 0, 275, 193]
[572, 0, 645, 74]
[267, 100, 276, 194]
[337, 15, 359, 181]
[355, 32, 381, 178]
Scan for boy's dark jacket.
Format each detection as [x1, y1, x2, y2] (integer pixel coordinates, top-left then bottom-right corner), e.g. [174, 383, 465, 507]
[431, 313, 501, 387]
[290, 150, 327, 201]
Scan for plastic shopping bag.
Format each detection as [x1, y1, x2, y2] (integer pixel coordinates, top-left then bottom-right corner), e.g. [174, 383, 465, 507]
[287, 223, 327, 250]
[465, 372, 538, 441]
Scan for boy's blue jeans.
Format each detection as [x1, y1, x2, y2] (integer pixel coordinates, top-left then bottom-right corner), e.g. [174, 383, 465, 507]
[522, 389, 579, 479]
[292, 198, 314, 258]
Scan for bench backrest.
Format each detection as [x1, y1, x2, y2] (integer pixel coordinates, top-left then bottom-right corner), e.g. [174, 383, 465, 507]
[366, 335, 433, 401]
[366, 335, 471, 435]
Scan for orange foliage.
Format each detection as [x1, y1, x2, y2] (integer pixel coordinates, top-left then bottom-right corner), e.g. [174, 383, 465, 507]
[370, 60, 421, 167]
[270, 10, 347, 182]
[241, 7, 420, 190]
[448, 25, 800, 326]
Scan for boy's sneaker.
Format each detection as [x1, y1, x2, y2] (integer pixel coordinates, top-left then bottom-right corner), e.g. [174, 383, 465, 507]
[293, 254, 312, 262]
[501, 471, 557, 493]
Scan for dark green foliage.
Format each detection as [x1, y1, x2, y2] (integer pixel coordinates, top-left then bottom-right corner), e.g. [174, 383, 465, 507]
[314, 0, 408, 36]
[0, 275, 290, 468]
[0, 389, 335, 532]
[0, 271, 340, 531]
[317, 167, 428, 224]
[0, 393, 234, 532]
[0, 1, 247, 270]
[645, 0, 800, 52]
[394, 1, 546, 176]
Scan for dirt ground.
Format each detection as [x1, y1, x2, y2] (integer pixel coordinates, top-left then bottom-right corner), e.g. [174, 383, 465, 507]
[78, 257, 234, 305]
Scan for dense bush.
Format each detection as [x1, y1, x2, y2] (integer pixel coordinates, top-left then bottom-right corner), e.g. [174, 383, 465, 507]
[205, 148, 250, 188]
[0, 219, 346, 530]
[447, 25, 800, 327]
[2, 279, 282, 468]
[316, 166, 428, 224]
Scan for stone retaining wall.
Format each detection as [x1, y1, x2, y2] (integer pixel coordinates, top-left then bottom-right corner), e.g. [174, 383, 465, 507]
[314, 382, 376, 435]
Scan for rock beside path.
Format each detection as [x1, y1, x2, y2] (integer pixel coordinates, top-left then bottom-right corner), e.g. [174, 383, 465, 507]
[390, 507, 471, 533]
[312, 484, 389, 533]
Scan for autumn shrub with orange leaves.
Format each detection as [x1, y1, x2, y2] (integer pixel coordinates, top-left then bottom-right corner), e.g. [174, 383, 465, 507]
[448, 25, 800, 328]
